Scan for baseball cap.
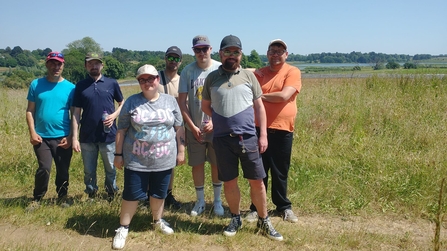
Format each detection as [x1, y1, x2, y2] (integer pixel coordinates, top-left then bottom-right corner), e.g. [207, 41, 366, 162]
[85, 52, 103, 63]
[136, 64, 158, 79]
[268, 39, 287, 50]
[192, 35, 211, 47]
[46, 51, 64, 63]
[220, 35, 242, 50]
[165, 46, 182, 57]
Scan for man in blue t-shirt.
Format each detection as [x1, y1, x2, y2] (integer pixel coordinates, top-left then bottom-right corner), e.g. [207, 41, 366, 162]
[26, 51, 75, 208]
[72, 52, 124, 201]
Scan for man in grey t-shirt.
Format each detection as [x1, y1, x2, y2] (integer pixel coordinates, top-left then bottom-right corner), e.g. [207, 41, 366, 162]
[178, 35, 223, 217]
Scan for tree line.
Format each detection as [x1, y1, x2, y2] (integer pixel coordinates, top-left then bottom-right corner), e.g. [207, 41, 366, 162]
[0, 36, 444, 89]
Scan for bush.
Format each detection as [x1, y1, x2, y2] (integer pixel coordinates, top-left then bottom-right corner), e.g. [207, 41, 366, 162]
[386, 61, 400, 69]
[0, 70, 34, 89]
[403, 62, 417, 69]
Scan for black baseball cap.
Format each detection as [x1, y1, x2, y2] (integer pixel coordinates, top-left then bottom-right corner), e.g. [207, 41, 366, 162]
[220, 35, 242, 50]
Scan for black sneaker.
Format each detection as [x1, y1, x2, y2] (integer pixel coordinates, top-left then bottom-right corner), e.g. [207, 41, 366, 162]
[88, 191, 97, 199]
[257, 216, 283, 241]
[57, 196, 73, 208]
[165, 193, 182, 210]
[107, 193, 115, 203]
[223, 215, 242, 237]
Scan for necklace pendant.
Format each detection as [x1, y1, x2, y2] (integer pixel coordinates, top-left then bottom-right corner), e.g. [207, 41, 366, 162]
[228, 82, 232, 87]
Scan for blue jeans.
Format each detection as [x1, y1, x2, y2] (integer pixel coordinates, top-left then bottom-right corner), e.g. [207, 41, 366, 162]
[33, 137, 72, 200]
[122, 168, 172, 201]
[80, 142, 118, 195]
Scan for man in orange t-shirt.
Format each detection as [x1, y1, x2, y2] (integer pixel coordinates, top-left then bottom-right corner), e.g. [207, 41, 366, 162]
[246, 39, 302, 223]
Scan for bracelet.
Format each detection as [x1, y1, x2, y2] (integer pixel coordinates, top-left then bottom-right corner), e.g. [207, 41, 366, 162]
[114, 153, 123, 156]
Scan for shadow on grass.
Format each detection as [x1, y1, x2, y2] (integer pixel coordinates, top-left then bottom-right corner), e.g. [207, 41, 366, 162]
[64, 200, 226, 238]
[0, 194, 84, 208]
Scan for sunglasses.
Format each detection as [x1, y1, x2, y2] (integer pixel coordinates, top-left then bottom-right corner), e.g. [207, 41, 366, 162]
[167, 56, 181, 62]
[48, 53, 64, 59]
[193, 47, 209, 54]
[222, 50, 241, 57]
[138, 76, 158, 84]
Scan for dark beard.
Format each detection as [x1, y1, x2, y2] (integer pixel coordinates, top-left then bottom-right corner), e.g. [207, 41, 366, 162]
[223, 60, 238, 71]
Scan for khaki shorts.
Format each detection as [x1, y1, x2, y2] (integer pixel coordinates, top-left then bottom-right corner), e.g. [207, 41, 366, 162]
[185, 129, 217, 166]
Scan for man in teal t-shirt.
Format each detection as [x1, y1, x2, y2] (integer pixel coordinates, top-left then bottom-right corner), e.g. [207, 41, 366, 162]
[25, 51, 75, 208]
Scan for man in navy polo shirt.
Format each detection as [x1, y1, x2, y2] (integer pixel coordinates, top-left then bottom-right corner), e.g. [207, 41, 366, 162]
[72, 52, 124, 201]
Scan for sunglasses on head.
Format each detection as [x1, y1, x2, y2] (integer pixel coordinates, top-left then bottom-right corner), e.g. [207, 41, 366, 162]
[167, 56, 181, 62]
[48, 53, 64, 59]
[193, 47, 209, 54]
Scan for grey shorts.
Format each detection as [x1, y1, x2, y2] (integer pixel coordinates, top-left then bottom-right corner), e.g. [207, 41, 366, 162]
[213, 134, 266, 182]
[185, 129, 217, 166]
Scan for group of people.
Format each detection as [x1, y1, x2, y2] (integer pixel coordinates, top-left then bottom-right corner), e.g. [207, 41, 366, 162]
[25, 34, 302, 249]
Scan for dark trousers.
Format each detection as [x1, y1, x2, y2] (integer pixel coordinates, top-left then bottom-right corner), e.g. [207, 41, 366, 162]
[33, 137, 72, 200]
[251, 128, 293, 212]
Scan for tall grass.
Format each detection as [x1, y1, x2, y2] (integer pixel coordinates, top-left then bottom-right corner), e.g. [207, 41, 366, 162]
[1, 75, 447, 250]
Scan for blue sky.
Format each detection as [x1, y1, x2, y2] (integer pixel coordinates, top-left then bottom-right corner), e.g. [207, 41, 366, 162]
[0, 0, 445, 56]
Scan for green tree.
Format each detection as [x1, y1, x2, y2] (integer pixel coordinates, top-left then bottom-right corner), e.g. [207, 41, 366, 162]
[103, 56, 125, 79]
[247, 50, 264, 69]
[63, 50, 86, 83]
[403, 62, 417, 69]
[5, 57, 18, 67]
[64, 37, 102, 56]
[10, 46, 23, 57]
[16, 53, 37, 67]
[386, 61, 400, 69]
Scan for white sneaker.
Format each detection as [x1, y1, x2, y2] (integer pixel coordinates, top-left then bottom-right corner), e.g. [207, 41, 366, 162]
[190, 200, 205, 216]
[282, 209, 298, 223]
[154, 219, 174, 235]
[112, 226, 128, 250]
[213, 200, 224, 216]
[245, 210, 258, 223]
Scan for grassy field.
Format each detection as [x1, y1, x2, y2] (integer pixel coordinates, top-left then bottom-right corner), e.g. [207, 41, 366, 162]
[1, 74, 447, 250]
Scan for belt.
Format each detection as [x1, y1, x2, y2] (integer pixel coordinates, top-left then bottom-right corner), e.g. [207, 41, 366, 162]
[267, 128, 277, 134]
[229, 133, 240, 137]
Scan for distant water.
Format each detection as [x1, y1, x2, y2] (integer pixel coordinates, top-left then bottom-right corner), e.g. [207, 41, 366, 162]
[292, 62, 447, 70]
[292, 63, 374, 70]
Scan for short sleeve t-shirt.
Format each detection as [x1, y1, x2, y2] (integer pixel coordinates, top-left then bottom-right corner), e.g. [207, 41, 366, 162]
[202, 66, 262, 137]
[27, 77, 75, 138]
[178, 60, 221, 130]
[118, 93, 183, 172]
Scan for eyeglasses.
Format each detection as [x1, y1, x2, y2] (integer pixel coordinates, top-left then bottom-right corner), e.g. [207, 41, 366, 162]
[193, 47, 209, 54]
[268, 50, 286, 56]
[48, 53, 64, 59]
[222, 50, 241, 57]
[138, 76, 158, 84]
[167, 56, 181, 62]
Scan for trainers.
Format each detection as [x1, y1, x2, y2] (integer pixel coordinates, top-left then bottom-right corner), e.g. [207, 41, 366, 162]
[57, 196, 73, 208]
[213, 200, 224, 216]
[88, 191, 97, 199]
[245, 210, 258, 223]
[257, 217, 283, 241]
[190, 200, 205, 216]
[25, 200, 40, 212]
[107, 193, 116, 203]
[154, 219, 174, 235]
[165, 193, 182, 210]
[223, 216, 242, 237]
[282, 209, 298, 223]
[112, 226, 128, 250]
